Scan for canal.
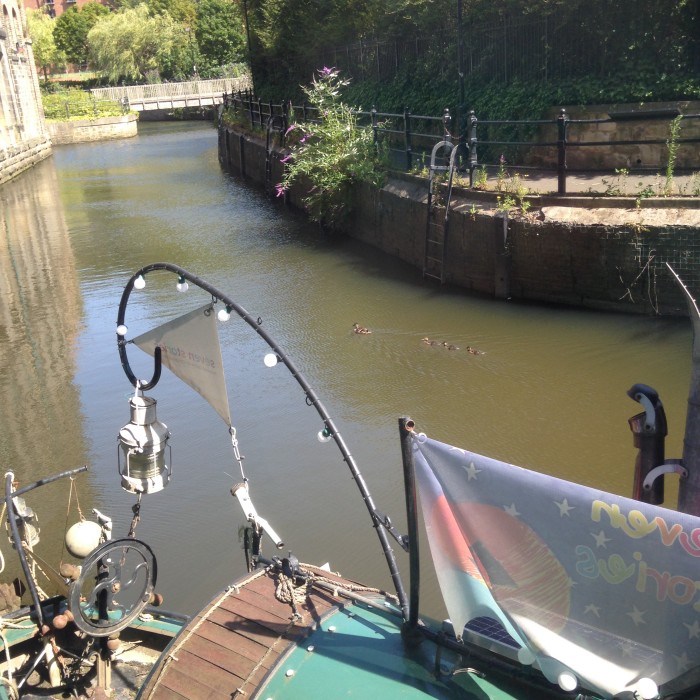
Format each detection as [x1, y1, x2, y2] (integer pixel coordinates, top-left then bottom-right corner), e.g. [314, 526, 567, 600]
[0, 121, 694, 621]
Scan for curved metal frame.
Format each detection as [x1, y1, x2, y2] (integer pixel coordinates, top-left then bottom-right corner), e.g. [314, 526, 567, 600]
[116, 263, 409, 618]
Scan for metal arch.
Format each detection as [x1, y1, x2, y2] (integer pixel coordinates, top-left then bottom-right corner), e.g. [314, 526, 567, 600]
[116, 262, 409, 620]
[68, 538, 157, 637]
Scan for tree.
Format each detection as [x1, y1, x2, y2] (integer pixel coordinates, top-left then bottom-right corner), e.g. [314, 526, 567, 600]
[26, 9, 65, 81]
[53, 2, 109, 66]
[87, 4, 180, 82]
[195, 0, 246, 73]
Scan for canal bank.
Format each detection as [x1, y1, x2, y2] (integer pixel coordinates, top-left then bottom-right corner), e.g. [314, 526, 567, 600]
[219, 124, 700, 317]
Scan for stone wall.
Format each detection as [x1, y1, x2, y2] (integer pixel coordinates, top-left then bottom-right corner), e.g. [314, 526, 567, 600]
[530, 101, 700, 171]
[47, 114, 139, 145]
[219, 125, 696, 316]
[0, 137, 52, 186]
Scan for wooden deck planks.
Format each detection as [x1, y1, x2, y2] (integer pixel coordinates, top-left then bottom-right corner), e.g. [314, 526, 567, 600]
[140, 566, 361, 700]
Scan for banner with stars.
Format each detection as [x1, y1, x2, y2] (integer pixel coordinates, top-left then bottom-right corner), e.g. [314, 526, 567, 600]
[412, 432, 700, 699]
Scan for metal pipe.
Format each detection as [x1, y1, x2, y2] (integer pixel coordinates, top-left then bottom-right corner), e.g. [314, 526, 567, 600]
[399, 417, 420, 633]
[116, 263, 409, 619]
[0, 465, 87, 504]
[668, 264, 700, 515]
[4, 473, 44, 629]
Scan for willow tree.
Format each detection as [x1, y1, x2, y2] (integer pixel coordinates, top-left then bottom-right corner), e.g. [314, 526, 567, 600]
[26, 9, 65, 81]
[87, 4, 180, 82]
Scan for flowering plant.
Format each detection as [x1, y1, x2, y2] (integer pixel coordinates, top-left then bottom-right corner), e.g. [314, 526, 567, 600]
[277, 67, 385, 226]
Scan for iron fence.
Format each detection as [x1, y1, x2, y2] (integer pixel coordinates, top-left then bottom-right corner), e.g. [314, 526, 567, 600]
[224, 90, 700, 196]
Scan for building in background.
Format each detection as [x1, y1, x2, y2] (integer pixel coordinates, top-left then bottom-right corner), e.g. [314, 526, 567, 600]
[0, 0, 51, 184]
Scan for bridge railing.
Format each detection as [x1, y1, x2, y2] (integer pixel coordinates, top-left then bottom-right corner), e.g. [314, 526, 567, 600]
[91, 77, 251, 104]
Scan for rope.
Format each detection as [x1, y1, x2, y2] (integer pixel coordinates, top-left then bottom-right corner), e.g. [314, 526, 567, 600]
[274, 571, 312, 621]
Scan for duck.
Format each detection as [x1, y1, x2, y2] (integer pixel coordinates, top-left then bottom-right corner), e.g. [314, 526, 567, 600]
[466, 346, 484, 355]
[353, 323, 372, 335]
[443, 343, 460, 351]
[422, 337, 440, 346]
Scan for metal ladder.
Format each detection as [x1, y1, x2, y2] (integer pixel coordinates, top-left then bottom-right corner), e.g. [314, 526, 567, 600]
[424, 141, 465, 283]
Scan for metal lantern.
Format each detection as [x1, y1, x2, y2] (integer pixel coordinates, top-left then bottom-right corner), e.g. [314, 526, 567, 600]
[118, 393, 171, 494]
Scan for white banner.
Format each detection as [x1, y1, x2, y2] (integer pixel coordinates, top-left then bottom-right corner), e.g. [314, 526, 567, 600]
[133, 304, 231, 426]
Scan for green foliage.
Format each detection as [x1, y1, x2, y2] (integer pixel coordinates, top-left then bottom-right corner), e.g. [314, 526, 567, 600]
[664, 115, 683, 196]
[87, 4, 180, 83]
[195, 0, 246, 75]
[279, 68, 385, 226]
[53, 2, 108, 66]
[26, 9, 66, 81]
[42, 87, 126, 120]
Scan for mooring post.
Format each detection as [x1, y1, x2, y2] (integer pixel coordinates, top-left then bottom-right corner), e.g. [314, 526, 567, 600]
[557, 108, 569, 195]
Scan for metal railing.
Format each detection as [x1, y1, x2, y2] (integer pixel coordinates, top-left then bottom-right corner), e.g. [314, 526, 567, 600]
[91, 78, 251, 105]
[223, 89, 700, 196]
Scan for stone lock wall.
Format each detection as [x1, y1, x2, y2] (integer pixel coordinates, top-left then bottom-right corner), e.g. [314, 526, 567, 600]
[47, 114, 139, 146]
[219, 125, 697, 316]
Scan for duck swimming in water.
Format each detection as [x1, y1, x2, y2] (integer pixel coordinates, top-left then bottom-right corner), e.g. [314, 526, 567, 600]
[466, 346, 484, 355]
[353, 323, 372, 335]
[442, 342, 459, 351]
[422, 337, 441, 346]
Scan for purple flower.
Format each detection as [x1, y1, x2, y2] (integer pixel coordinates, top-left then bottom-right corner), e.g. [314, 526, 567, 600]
[299, 133, 310, 143]
[319, 66, 335, 76]
[280, 154, 292, 163]
[275, 183, 287, 198]
[285, 123, 299, 136]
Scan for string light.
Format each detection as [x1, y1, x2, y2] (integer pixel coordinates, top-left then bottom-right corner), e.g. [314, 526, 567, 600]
[176, 275, 189, 292]
[133, 275, 146, 290]
[217, 305, 231, 322]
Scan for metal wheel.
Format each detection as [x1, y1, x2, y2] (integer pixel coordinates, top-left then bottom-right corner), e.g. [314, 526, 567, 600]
[68, 538, 157, 636]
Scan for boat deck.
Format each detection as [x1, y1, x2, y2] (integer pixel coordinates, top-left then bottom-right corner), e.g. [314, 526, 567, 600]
[137, 564, 376, 700]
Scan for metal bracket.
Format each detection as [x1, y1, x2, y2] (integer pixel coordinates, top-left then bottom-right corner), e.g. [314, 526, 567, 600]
[643, 460, 687, 491]
[375, 510, 409, 552]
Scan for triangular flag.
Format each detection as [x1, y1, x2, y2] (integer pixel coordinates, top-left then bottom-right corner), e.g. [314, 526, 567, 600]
[133, 304, 231, 425]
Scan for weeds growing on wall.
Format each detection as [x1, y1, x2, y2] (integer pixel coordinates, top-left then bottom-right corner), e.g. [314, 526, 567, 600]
[277, 68, 385, 227]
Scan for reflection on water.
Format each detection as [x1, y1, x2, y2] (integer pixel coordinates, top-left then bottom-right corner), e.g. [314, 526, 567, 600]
[0, 121, 695, 621]
[0, 159, 95, 588]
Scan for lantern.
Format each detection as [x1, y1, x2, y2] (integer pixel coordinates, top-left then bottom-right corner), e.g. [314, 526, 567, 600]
[118, 393, 171, 494]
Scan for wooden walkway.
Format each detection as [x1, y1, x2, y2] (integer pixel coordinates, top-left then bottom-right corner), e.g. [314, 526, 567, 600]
[138, 565, 368, 700]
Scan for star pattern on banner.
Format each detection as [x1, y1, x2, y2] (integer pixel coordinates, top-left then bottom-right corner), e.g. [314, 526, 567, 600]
[627, 606, 646, 626]
[555, 497, 574, 517]
[584, 603, 601, 618]
[591, 530, 611, 548]
[463, 462, 481, 481]
[685, 620, 700, 639]
[504, 503, 520, 517]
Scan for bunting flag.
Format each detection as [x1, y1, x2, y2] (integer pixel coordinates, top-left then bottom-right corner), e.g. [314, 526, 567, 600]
[412, 432, 700, 698]
[133, 304, 231, 426]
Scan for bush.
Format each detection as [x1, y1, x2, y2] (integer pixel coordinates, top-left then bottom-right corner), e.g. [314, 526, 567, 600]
[42, 88, 127, 121]
[277, 68, 385, 226]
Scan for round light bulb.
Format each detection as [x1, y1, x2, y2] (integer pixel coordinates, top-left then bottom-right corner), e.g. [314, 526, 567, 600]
[116, 324, 128, 337]
[133, 275, 146, 290]
[176, 279, 189, 292]
[317, 428, 332, 443]
[217, 307, 231, 322]
[636, 678, 658, 699]
[263, 353, 278, 367]
[557, 672, 577, 692]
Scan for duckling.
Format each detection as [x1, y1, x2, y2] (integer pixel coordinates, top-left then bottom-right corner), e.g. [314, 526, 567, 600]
[422, 337, 440, 346]
[353, 323, 372, 335]
[445, 343, 459, 351]
[466, 346, 484, 355]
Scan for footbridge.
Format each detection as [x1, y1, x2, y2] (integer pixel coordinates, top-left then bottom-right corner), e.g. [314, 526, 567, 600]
[91, 77, 251, 112]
